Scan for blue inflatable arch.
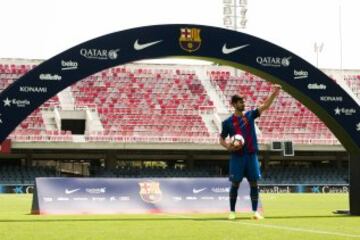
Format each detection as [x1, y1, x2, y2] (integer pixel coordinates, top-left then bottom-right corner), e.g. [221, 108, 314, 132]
[0, 24, 359, 214]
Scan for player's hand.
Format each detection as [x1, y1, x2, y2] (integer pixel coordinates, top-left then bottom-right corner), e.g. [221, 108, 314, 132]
[227, 143, 243, 152]
[272, 84, 281, 96]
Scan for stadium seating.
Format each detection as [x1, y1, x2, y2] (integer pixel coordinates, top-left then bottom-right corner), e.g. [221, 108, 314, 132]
[1, 64, 72, 141]
[1, 61, 357, 185]
[2, 62, 360, 145]
[343, 74, 360, 99]
[71, 67, 215, 143]
[208, 70, 340, 144]
[260, 165, 348, 184]
[90, 165, 219, 178]
[0, 165, 57, 184]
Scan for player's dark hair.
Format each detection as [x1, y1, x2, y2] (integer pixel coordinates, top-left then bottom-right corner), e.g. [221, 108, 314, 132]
[231, 95, 244, 104]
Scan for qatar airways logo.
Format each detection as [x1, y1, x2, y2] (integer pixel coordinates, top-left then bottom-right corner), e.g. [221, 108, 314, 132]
[80, 48, 119, 60]
[256, 56, 291, 67]
[39, 73, 62, 81]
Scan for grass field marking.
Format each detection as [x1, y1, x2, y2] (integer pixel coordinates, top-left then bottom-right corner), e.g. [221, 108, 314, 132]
[161, 214, 360, 239]
[227, 221, 360, 239]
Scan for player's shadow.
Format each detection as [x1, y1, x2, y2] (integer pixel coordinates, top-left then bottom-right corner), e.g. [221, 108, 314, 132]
[0, 217, 209, 223]
[0, 214, 354, 223]
[194, 214, 355, 221]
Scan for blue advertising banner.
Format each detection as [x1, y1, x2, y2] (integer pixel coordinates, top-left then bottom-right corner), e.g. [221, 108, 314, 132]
[31, 177, 259, 215]
[0, 184, 34, 194]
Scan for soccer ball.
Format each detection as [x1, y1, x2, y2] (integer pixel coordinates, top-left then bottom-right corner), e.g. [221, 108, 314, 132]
[231, 134, 245, 147]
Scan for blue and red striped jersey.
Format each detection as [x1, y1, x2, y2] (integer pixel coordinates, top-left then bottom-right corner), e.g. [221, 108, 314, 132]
[220, 109, 260, 155]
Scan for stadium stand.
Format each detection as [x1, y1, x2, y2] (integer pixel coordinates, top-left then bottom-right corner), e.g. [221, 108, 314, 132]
[2, 62, 358, 145]
[0, 165, 57, 184]
[0, 60, 358, 184]
[260, 165, 348, 184]
[71, 67, 215, 143]
[91, 166, 219, 178]
[208, 70, 340, 145]
[344, 73, 360, 99]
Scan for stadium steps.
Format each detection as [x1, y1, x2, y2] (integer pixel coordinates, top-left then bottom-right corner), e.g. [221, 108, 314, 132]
[200, 113, 219, 135]
[57, 86, 75, 110]
[41, 109, 58, 131]
[196, 67, 228, 114]
[86, 108, 103, 132]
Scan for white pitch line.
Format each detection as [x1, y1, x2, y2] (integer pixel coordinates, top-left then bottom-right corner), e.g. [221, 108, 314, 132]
[161, 214, 360, 239]
[225, 220, 360, 239]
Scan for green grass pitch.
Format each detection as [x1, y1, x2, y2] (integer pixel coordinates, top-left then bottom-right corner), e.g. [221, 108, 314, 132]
[0, 193, 359, 240]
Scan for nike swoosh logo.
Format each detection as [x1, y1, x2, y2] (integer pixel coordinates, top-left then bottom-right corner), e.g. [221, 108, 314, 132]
[222, 43, 250, 54]
[65, 188, 80, 194]
[193, 188, 207, 194]
[134, 39, 163, 50]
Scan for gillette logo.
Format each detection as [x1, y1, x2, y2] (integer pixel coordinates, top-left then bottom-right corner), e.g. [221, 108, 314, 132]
[39, 73, 62, 81]
[308, 83, 326, 90]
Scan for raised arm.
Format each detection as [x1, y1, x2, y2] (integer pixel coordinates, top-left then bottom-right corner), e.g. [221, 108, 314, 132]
[258, 84, 281, 115]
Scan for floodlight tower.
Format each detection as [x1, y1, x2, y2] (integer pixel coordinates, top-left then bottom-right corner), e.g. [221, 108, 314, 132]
[314, 42, 324, 68]
[223, 0, 248, 31]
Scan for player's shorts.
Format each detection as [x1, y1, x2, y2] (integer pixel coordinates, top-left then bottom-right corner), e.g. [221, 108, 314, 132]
[229, 153, 261, 182]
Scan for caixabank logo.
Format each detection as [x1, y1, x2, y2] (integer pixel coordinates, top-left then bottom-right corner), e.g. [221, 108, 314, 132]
[3, 98, 30, 108]
[139, 181, 162, 203]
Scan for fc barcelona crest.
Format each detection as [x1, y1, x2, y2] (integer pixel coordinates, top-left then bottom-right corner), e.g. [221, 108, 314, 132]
[179, 28, 202, 53]
[139, 181, 162, 203]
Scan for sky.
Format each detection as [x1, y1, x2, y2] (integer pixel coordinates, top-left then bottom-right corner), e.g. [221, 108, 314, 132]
[0, 0, 359, 69]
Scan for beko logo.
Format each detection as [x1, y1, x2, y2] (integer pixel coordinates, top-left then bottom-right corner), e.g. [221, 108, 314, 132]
[308, 83, 326, 90]
[80, 48, 119, 60]
[61, 60, 78, 70]
[39, 73, 62, 81]
[294, 70, 308, 79]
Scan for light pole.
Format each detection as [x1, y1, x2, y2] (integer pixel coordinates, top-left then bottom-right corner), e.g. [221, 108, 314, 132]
[223, 0, 248, 77]
[223, 0, 248, 31]
[314, 42, 324, 68]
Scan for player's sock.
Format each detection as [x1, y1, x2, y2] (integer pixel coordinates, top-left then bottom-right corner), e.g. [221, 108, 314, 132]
[229, 183, 239, 212]
[250, 185, 259, 212]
